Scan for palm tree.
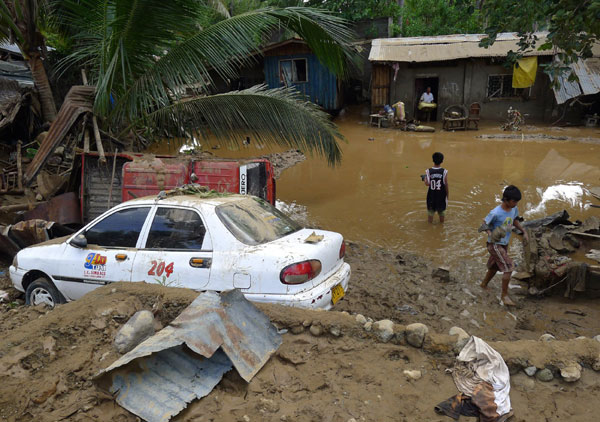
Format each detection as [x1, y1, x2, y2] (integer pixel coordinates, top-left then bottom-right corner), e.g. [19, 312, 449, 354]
[54, 0, 357, 164]
[0, 0, 57, 121]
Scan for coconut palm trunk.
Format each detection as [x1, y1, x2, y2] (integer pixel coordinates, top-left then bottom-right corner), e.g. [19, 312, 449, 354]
[28, 51, 57, 121]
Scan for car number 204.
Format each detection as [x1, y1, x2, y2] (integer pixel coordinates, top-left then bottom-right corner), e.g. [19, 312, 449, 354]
[148, 261, 174, 278]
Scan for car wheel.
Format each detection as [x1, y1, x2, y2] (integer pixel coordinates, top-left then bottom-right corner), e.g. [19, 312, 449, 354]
[25, 278, 64, 308]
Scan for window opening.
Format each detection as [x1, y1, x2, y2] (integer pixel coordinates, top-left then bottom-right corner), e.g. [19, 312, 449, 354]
[145, 208, 206, 250]
[279, 59, 308, 85]
[85, 207, 150, 248]
[487, 74, 531, 98]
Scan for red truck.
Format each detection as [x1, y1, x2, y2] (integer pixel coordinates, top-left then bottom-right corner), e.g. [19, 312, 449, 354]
[77, 153, 276, 223]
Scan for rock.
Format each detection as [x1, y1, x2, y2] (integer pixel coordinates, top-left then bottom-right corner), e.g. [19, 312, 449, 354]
[114, 310, 155, 354]
[405, 323, 428, 348]
[355, 314, 367, 324]
[403, 370, 422, 380]
[42, 336, 56, 356]
[576, 336, 586, 340]
[432, 266, 450, 282]
[593, 359, 600, 372]
[539, 334, 556, 342]
[460, 309, 470, 318]
[536, 368, 554, 382]
[561, 365, 581, 382]
[373, 319, 394, 343]
[290, 325, 304, 335]
[302, 320, 312, 327]
[243, 415, 250, 422]
[594, 335, 600, 343]
[258, 398, 280, 413]
[364, 321, 372, 332]
[449, 327, 470, 351]
[469, 319, 480, 328]
[329, 326, 341, 337]
[35, 193, 43, 201]
[524, 366, 537, 377]
[91, 318, 107, 330]
[309, 324, 323, 336]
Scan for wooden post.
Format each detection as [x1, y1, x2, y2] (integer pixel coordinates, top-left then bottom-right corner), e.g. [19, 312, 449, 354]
[107, 148, 118, 209]
[83, 114, 90, 153]
[92, 115, 106, 164]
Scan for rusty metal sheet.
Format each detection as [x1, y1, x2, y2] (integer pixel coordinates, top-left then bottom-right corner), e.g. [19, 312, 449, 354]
[8, 219, 52, 248]
[23, 192, 81, 226]
[96, 289, 282, 422]
[24, 85, 96, 185]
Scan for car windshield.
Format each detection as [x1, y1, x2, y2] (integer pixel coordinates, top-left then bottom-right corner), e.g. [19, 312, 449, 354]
[216, 197, 301, 245]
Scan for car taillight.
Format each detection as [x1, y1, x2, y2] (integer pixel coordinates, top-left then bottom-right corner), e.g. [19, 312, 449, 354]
[280, 260, 322, 284]
[339, 240, 346, 259]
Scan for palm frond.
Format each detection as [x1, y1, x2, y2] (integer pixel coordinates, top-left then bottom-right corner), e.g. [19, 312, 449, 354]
[139, 85, 344, 165]
[111, 6, 357, 125]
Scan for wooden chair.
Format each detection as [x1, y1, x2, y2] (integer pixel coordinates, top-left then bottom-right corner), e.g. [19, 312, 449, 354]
[442, 105, 467, 131]
[467, 102, 481, 130]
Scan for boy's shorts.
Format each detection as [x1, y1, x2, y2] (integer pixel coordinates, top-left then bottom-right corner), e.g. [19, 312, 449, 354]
[427, 209, 446, 217]
[486, 243, 514, 273]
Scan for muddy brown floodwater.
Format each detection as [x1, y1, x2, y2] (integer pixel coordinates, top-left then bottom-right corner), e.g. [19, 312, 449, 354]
[150, 105, 600, 270]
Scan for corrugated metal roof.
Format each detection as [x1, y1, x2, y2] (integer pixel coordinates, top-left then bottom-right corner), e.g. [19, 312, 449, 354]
[96, 289, 282, 422]
[369, 32, 553, 62]
[551, 58, 600, 104]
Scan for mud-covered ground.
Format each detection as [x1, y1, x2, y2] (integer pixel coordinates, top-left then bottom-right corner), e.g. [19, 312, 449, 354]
[1, 242, 599, 422]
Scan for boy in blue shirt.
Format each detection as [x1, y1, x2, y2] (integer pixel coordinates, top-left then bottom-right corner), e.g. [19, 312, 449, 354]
[480, 185, 528, 306]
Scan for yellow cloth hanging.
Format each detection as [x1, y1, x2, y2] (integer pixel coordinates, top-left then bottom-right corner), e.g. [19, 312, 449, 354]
[513, 57, 537, 88]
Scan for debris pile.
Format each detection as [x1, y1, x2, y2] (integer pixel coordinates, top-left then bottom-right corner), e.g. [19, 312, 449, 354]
[518, 211, 600, 298]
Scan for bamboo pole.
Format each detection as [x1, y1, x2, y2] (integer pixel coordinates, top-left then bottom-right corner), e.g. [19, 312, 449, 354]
[92, 115, 106, 164]
[107, 148, 118, 209]
[16, 140, 22, 190]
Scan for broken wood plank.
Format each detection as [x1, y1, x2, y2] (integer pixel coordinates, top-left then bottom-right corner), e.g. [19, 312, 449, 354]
[92, 115, 106, 164]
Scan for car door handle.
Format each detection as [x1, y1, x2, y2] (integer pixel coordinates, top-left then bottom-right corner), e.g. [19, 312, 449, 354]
[115, 253, 127, 261]
[189, 258, 211, 268]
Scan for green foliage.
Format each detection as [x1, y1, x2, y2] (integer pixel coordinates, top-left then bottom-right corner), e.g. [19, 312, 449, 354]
[51, 1, 358, 164]
[399, 0, 481, 37]
[304, 0, 400, 22]
[480, 0, 600, 83]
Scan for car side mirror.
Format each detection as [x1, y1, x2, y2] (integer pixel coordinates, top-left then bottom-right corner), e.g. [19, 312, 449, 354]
[70, 234, 88, 248]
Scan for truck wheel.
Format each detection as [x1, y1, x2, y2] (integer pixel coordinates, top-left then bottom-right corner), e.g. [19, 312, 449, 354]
[25, 278, 65, 308]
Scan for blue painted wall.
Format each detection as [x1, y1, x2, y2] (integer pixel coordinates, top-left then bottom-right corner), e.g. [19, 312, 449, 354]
[264, 54, 339, 110]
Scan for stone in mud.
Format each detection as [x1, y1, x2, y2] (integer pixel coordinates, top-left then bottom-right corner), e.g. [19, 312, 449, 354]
[302, 320, 312, 327]
[309, 324, 323, 336]
[364, 321, 373, 332]
[432, 266, 450, 282]
[405, 323, 428, 348]
[329, 326, 341, 337]
[258, 398, 280, 413]
[355, 314, 367, 324]
[373, 319, 394, 343]
[593, 359, 600, 372]
[524, 366, 537, 377]
[290, 325, 304, 334]
[449, 327, 470, 351]
[536, 368, 554, 382]
[561, 365, 581, 382]
[114, 310, 155, 354]
[403, 370, 422, 380]
[594, 335, 600, 343]
[539, 334, 556, 342]
[460, 309, 471, 318]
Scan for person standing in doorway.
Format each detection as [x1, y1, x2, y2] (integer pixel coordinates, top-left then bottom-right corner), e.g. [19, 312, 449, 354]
[423, 152, 448, 223]
[479, 185, 529, 306]
[420, 87, 434, 103]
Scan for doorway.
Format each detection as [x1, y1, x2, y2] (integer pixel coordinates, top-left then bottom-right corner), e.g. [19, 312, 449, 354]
[414, 77, 439, 121]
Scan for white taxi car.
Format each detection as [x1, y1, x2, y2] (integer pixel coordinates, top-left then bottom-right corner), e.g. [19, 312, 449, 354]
[10, 194, 350, 310]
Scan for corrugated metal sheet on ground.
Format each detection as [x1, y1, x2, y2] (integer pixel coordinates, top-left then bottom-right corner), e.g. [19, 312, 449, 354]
[96, 289, 282, 422]
[369, 32, 553, 62]
[24, 85, 95, 185]
[551, 58, 600, 104]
